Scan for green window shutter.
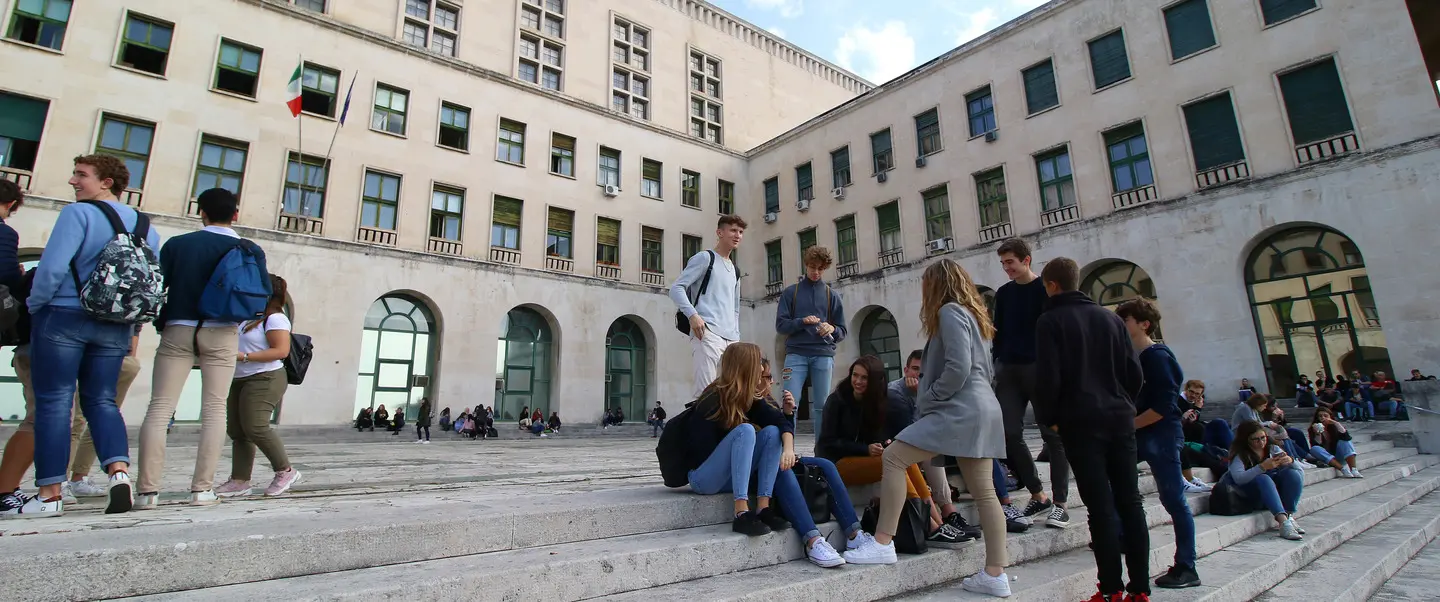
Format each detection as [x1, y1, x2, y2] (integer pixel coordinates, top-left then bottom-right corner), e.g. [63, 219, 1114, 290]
[1278, 59, 1354, 145]
[547, 208, 573, 232]
[764, 177, 779, 212]
[642, 226, 662, 243]
[1022, 60, 1059, 114]
[871, 130, 891, 154]
[1260, 0, 1317, 25]
[832, 147, 849, 172]
[1164, 0, 1217, 60]
[597, 218, 620, 246]
[494, 197, 523, 227]
[0, 93, 50, 142]
[915, 109, 939, 130]
[877, 202, 900, 231]
[1103, 122, 1145, 147]
[796, 163, 812, 191]
[642, 159, 660, 180]
[1088, 31, 1130, 89]
[1183, 94, 1246, 170]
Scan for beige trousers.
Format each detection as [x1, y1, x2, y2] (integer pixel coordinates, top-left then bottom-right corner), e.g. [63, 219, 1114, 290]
[137, 326, 238, 494]
[880, 441, 1008, 568]
[690, 329, 733, 399]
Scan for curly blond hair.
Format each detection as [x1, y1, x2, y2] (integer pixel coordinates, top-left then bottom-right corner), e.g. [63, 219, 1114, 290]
[803, 246, 833, 270]
[920, 258, 995, 340]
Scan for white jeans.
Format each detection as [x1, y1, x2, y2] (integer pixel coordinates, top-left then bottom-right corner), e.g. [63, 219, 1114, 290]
[690, 329, 734, 399]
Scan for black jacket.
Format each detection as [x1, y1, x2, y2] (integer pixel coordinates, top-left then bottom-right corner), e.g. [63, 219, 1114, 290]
[1033, 291, 1143, 432]
[681, 391, 794, 471]
[816, 382, 913, 461]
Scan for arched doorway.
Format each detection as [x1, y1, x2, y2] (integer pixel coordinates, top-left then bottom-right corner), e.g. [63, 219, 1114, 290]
[495, 306, 553, 421]
[605, 317, 649, 423]
[858, 308, 902, 383]
[355, 294, 436, 420]
[1245, 226, 1390, 394]
[976, 285, 997, 322]
[1082, 260, 1162, 339]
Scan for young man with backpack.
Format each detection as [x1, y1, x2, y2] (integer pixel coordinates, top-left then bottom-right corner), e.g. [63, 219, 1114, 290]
[775, 245, 846, 440]
[17, 155, 163, 517]
[669, 214, 745, 398]
[136, 188, 269, 509]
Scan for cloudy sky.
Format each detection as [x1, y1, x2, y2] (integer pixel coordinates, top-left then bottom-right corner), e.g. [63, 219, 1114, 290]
[708, 0, 1050, 85]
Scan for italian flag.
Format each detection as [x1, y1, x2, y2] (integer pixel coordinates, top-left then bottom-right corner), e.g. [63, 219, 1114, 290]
[286, 63, 304, 117]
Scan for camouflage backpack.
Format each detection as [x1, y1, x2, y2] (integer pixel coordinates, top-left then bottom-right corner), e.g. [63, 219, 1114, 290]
[70, 200, 166, 324]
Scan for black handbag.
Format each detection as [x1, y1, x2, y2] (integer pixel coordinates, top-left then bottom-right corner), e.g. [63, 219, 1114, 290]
[674, 251, 715, 335]
[861, 498, 930, 554]
[1208, 478, 1254, 516]
[795, 462, 832, 525]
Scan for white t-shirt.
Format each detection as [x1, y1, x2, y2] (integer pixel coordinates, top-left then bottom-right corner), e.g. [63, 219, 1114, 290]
[235, 313, 291, 379]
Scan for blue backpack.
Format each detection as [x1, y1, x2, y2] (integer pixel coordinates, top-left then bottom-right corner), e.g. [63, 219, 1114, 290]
[199, 240, 271, 322]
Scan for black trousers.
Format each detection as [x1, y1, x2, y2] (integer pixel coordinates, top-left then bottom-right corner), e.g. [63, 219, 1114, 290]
[996, 362, 1069, 503]
[1060, 427, 1151, 595]
[416, 425, 430, 440]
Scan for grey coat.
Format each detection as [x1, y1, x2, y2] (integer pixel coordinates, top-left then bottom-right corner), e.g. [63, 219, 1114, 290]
[895, 302, 1007, 459]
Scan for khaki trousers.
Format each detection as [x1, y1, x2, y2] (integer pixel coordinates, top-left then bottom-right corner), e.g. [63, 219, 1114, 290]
[880, 441, 1008, 567]
[137, 326, 238, 494]
[226, 368, 290, 481]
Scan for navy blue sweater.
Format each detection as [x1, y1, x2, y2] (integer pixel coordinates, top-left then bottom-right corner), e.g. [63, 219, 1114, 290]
[775, 277, 847, 357]
[1136, 344, 1184, 433]
[156, 229, 268, 330]
[681, 391, 794, 471]
[992, 278, 1048, 364]
[0, 218, 21, 291]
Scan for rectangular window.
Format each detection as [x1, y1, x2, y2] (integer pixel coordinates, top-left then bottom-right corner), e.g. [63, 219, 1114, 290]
[612, 18, 650, 121]
[0, 92, 50, 171]
[6, 0, 71, 50]
[1260, 0, 1317, 25]
[1164, 0, 1217, 60]
[402, 20, 428, 48]
[797, 228, 817, 270]
[718, 180, 734, 214]
[360, 170, 400, 230]
[213, 39, 262, 98]
[682, 169, 700, 208]
[641, 226, 663, 273]
[1088, 30, 1131, 89]
[300, 63, 340, 117]
[689, 49, 723, 143]
[921, 186, 952, 242]
[1035, 148, 1075, 211]
[831, 147, 851, 188]
[1104, 122, 1154, 193]
[796, 162, 814, 202]
[765, 240, 783, 285]
[438, 102, 470, 151]
[371, 84, 408, 136]
[192, 135, 248, 199]
[282, 152, 327, 217]
[497, 118, 525, 164]
[975, 168, 1009, 227]
[596, 217, 620, 265]
[835, 216, 857, 266]
[430, 185, 464, 241]
[598, 147, 620, 187]
[295, 0, 326, 12]
[1182, 93, 1246, 170]
[870, 129, 893, 173]
[763, 177, 779, 213]
[491, 196, 522, 249]
[95, 115, 154, 188]
[966, 87, 996, 137]
[915, 108, 942, 155]
[1278, 58, 1355, 145]
[641, 158, 662, 198]
[876, 202, 901, 252]
[1022, 59, 1059, 114]
[117, 13, 172, 76]
[546, 207, 574, 258]
[682, 234, 703, 261]
[550, 133, 575, 176]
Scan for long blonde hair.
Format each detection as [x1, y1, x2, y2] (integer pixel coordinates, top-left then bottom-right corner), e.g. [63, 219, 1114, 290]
[920, 258, 996, 340]
[703, 342, 764, 429]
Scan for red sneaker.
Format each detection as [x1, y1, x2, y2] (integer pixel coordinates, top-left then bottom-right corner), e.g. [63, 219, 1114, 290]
[1124, 594, 1151, 602]
[1084, 588, 1125, 602]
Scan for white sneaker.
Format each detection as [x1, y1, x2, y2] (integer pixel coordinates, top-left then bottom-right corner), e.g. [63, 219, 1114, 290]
[847, 530, 876, 551]
[1191, 478, 1214, 491]
[71, 478, 108, 497]
[59, 481, 78, 505]
[1279, 518, 1303, 541]
[133, 492, 158, 510]
[105, 472, 133, 514]
[962, 570, 1013, 598]
[807, 538, 846, 568]
[1296, 460, 1316, 470]
[10, 495, 62, 519]
[1183, 481, 1209, 494]
[190, 490, 220, 506]
[842, 537, 897, 565]
[1341, 466, 1356, 478]
[1351, 467, 1364, 478]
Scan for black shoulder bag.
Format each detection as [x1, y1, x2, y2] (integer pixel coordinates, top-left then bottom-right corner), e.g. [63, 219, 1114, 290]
[674, 250, 716, 336]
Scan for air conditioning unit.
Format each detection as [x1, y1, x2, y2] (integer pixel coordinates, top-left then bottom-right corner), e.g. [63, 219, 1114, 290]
[603, 184, 620, 197]
[877, 172, 888, 183]
[763, 212, 778, 223]
[926, 237, 954, 253]
[796, 199, 811, 212]
[984, 129, 999, 143]
[915, 156, 927, 168]
[831, 187, 846, 200]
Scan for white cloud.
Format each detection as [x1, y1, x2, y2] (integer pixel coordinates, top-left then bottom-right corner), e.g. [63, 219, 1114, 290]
[834, 21, 916, 84]
[951, 7, 999, 46]
[745, 0, 804, 18]
[767, 26, 788, 39]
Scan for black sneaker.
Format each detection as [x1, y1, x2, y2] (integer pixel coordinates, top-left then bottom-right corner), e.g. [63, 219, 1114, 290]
[1022, 497, 1053, 518]
[732, 511, 772, 537]
[1045, 505, 1071, 529]
[756, 507, 790, 532]
[944, 512, 983, 539]
[0, 489, 27, 517]
[1002, 504, 1032, 533]
[926, 523, 973, 547]
[1155, 564, 1202, 589]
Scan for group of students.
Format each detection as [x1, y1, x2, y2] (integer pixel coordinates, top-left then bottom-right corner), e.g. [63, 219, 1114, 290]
[0, 154, 301, 520]
[1295, 369, 1411, 421]
[441, 406, 499, 439]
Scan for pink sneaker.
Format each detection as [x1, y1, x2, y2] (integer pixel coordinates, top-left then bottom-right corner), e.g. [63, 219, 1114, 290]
[214, 480, 253, 498]
[264, 468, 301, 497]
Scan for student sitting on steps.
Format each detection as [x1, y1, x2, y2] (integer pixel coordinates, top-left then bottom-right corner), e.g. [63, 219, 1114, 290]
[1307, 407, 1363, 478]
[1223, 420, 1306, 541]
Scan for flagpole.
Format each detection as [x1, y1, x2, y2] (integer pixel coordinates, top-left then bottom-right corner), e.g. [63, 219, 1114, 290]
[322, 71, 358, 169]
[295, 54, 308, 222]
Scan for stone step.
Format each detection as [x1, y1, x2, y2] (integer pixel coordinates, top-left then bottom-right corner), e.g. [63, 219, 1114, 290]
[0, 422, 662, 445]
[1256, 492, 1440, 602]
[1368, 534, 1440, 601]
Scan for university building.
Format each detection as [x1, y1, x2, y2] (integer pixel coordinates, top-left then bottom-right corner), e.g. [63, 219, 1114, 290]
[0, 0, 1436, 425]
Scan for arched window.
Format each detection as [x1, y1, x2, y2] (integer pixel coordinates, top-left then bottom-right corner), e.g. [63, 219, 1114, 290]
[1245, 226, 1389, 394]
[355, 294, 436, 420]
[605, 318, 649, 423]
[1082, 260, 1162, 339]
[496, 307, 553, 421]
[976, 285, 997, 323]
[858, 308, 902, 383]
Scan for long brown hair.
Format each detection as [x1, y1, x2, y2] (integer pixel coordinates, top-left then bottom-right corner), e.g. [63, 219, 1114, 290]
[1227, 420, 1269, 469]
[848, 355, 889, 438]
[244, 274, 288, 333]
[920, 258, 995, 340]
[703, 342, 764, 429]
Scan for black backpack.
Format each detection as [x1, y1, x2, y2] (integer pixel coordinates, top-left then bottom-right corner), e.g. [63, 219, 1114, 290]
[285, 332, 314, 385]
[656, 402, 697, 487]
[673, 251, 716, 335]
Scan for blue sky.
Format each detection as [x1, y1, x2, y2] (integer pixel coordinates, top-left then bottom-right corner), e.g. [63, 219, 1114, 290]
[708, 0, 1050, 85]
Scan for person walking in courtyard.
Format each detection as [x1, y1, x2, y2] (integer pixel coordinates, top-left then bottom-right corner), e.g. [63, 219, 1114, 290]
[649, 401, 666, 438]
[669, 215, 746, 397]
[416, 398, 432, 443]
[1032, 257, 1149, 602]
[844, 258, 1011, 598]
[775, 245, 847, 440]
[215, 275, 300, 498]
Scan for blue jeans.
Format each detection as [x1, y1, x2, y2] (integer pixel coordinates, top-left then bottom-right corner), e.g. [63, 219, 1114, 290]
[1375, 400, 1401, 418]
[1309, 439, 1357, 465]
[1137, 428, 1196, 569]
[774, 457, 863, 541]
[1235, 467, 1304, 516]
[992, 459, 1009, 500]
[782, 354, 834, 438]
[651, 419, 665, 436]
[1204, 419, 1233, 450]
[1345, 400, 1374, 420]
[30, 307, 132, 486]
[688, 425, 782, 502]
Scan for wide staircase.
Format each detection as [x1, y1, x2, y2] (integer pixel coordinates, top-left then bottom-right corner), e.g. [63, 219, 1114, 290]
[2, 424, 1436, 601]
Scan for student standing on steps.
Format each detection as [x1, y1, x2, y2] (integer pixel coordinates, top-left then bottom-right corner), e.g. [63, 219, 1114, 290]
[1116, 299, 1202, 589]
[991, 238, 1070, 528]
[1032, 257, 1149, 602]
[669, 215, 745, 398]
[776, 245, 847, 441]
